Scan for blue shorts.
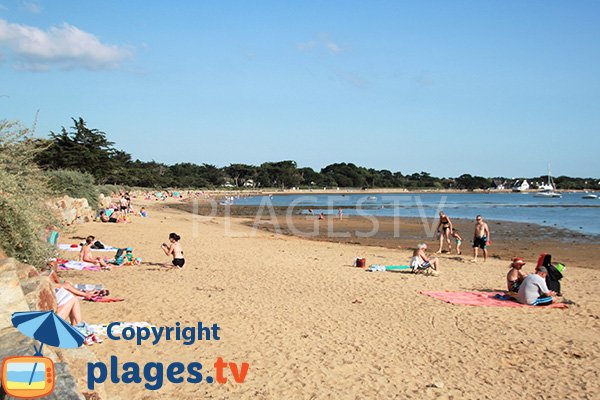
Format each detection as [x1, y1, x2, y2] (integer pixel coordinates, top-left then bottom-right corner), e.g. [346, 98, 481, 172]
[532, 296, 553, 306]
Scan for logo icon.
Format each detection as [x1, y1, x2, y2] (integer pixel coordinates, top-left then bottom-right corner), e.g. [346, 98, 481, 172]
[1, 356, 54, 399]
[3, 311, 86, 398]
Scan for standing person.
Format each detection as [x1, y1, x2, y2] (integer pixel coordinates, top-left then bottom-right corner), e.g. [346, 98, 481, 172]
[451, 229, 463, 255]
[119, 195, 129, 217]
[436, 211, 453, 254]
[515, 267, 557, 305]
[472, 215, 490, 262]
[338, 208, 343, 220]
[80, 236, 110, 270]
[161, 233, 185, 269]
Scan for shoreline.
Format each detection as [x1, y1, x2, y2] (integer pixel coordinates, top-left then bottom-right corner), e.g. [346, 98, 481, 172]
[167, 201, 600, 269]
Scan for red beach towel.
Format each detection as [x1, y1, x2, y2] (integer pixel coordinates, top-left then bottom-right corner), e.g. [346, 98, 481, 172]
[420, 291, 568, 309]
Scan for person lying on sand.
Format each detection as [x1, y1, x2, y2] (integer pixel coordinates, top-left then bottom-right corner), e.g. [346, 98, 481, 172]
[507, 257, 528, 292]
[161, 232, 185, 269]
[515, 267, 556, 306]
[45, 260, 101, 300]
[80, 236, 111, 270]
[409, 243, 439, 273]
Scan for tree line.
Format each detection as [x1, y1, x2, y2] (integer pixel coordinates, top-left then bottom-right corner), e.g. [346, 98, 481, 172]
[32, 118, 600, 191]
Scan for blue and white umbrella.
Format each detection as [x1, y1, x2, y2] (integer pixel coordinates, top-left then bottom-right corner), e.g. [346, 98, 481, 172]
[11, 311, 85, 350]
[11, 311, 85, 386]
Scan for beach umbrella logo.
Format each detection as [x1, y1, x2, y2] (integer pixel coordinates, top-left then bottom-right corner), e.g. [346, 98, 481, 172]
[1, 311, 85, 398]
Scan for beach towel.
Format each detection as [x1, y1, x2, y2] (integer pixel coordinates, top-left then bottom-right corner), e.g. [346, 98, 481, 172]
[85, 322, 154, 337]
[86, 295, 124, 303]
[420, 291, 568, 309]
[57, 260, 101, 271]
[57, 244, 118, 252]
[74, 284, 104, 291]
[366, 265, 411, 272]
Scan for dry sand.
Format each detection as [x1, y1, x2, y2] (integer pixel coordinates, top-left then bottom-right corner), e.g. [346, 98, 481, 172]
[57, 200, 600, 400]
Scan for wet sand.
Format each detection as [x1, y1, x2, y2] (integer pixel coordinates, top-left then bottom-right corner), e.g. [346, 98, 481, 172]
[171, 201, 600, 269]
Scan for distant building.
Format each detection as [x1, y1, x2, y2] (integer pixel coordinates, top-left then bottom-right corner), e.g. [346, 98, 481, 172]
[511, 179, 530, 192]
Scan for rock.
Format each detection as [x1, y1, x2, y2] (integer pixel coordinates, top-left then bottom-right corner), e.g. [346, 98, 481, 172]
[16, 262, 39, 280]
[24, 276, 57, 312]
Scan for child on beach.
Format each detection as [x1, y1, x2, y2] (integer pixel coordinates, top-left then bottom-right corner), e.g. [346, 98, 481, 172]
[451, 229, 462, 255]
[161, 233, 185, 269]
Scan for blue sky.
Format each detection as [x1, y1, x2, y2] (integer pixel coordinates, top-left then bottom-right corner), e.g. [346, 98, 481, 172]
[1, 1, 599, 178]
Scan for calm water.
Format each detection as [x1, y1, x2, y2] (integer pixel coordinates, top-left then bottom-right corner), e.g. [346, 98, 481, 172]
[233, 192, 600, 235]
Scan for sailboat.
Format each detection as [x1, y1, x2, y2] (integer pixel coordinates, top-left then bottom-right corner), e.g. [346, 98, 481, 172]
[533, 165, 562, 198]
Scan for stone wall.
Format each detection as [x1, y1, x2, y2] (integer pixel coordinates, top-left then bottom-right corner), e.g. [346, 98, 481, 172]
[51, 196, 95, 225]
[0, 258, 106, 399]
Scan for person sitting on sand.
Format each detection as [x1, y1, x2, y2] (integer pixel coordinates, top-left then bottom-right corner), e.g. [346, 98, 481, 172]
[80, 236, 110, 270]
[515, 266, 557, 306]
[472, 215, 490, 262]
[100, 208, 118, 223]
[161, 232, 185, 269]
[451, 228, 462, 255]
[507, 258, 528, 292]
[436, 211, 453, 254]
[139, 207, 148, 217]
[409, 243, 439, 273]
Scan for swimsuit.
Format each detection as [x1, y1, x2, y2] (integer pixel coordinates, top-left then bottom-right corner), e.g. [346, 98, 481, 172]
[172, 258, 185, 268]
[473, 236, 487, 249]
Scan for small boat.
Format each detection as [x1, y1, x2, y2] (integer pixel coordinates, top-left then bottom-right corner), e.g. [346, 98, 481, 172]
[533, 165, 562, 198]
[366, 196, 377, 201]
[582, 192, 598, 199]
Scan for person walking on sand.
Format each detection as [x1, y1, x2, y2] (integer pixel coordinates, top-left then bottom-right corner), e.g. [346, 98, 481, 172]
[161, 232, 185, 269]
[451, 228, 463, 255]
[436, 211, 453, 253]
[338, 208, 343, 220]
[472, 215, 490, 262]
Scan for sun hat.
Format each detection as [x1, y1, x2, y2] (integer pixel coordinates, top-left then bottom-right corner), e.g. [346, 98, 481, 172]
[512, 257, 526, 266]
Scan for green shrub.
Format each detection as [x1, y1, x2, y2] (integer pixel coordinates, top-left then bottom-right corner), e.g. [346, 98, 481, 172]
[0, 120, 58, 267]
[46, 169, 99, 207]
[96, 184, 121, 197]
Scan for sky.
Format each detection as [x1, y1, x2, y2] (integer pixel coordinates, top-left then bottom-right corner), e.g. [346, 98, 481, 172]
[1, 0, 599, 178]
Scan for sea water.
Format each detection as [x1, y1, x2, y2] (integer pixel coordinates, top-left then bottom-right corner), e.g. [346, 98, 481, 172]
[233, 192, 600, 236]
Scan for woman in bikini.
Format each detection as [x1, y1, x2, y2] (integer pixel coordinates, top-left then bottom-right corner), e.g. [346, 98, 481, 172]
[436, 211, 453, 254]
[161, 232, 185, 269]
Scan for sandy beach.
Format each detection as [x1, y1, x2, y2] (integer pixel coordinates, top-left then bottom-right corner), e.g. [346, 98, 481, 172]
[57, 199, 600, 399]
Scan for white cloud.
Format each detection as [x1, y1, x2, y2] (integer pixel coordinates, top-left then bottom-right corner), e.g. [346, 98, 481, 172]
[324, 41, 341, 54]
[22, 1, 41, 13]
[296, 34, 343, 55]
[0, 18, 133, 71]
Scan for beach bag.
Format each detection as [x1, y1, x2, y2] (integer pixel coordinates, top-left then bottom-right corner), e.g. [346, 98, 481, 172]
[114, 248, 125, 265]
[536, 253, 563, 295]
[91, 240, 105, 249]
[354, 258, 366, 268]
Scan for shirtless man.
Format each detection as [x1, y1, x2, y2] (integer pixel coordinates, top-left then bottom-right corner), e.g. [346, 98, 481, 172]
[80, 235, 110, 269]
[472, 215, 490, 262]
